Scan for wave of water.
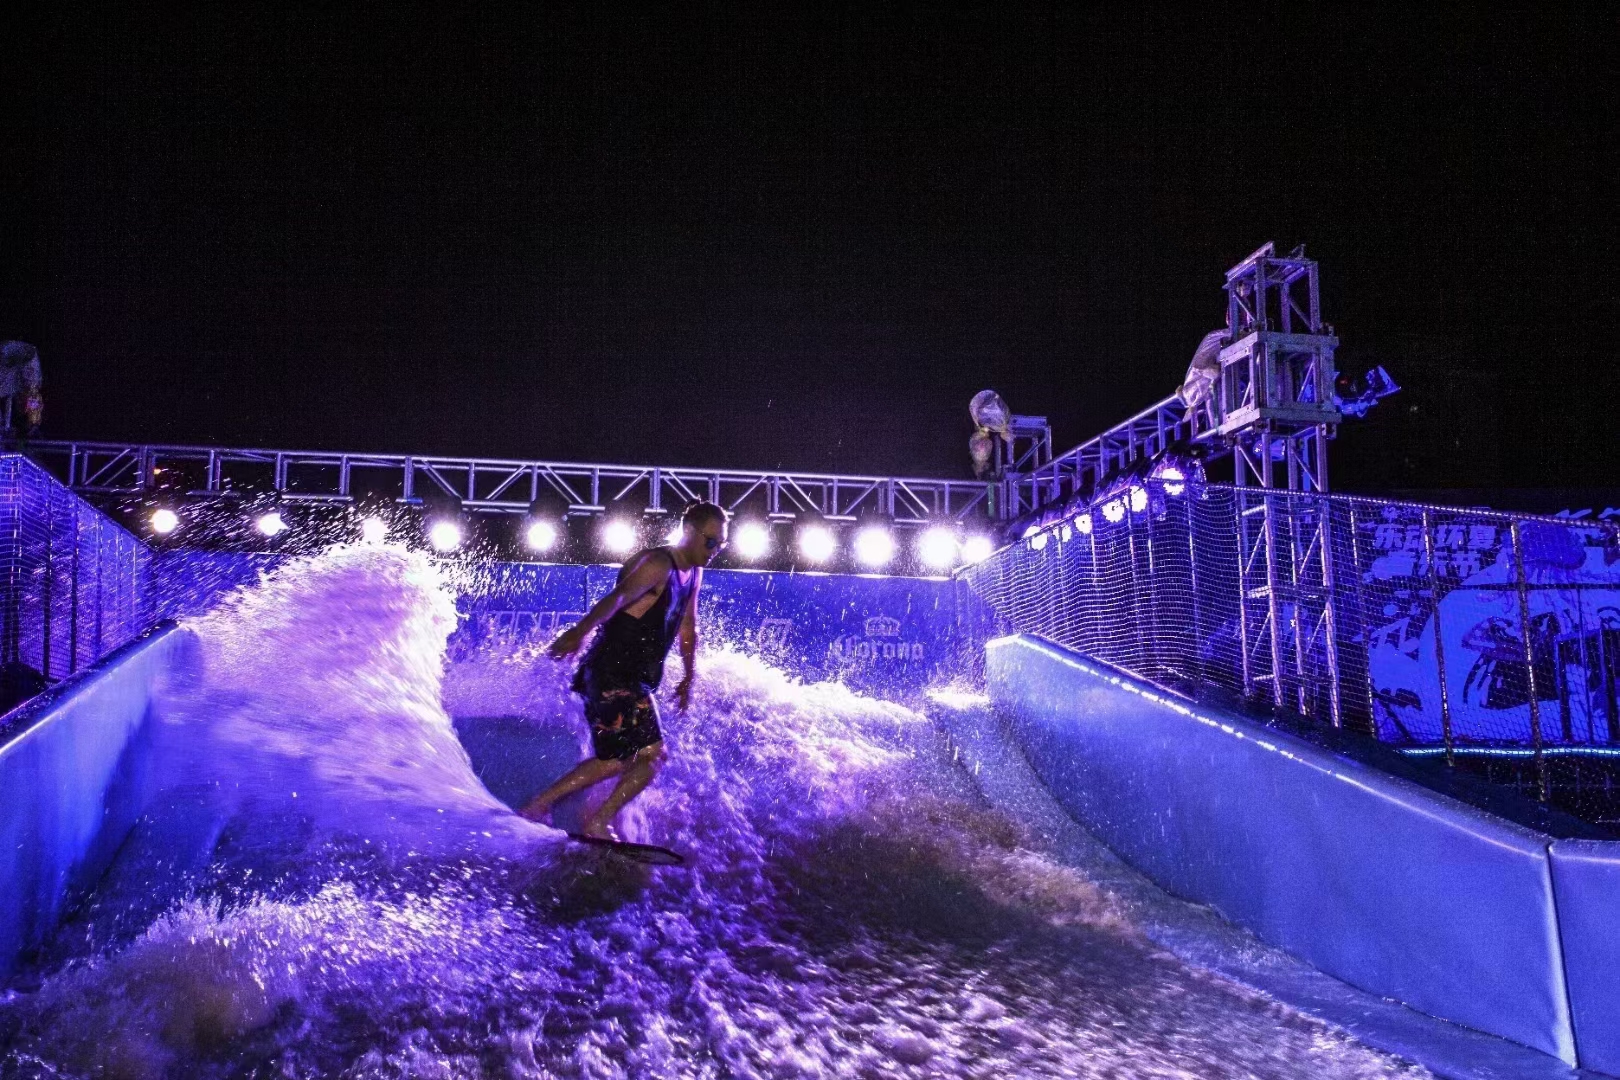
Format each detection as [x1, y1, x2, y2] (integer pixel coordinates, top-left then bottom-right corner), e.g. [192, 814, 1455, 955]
[0, 546, 1428, 1079]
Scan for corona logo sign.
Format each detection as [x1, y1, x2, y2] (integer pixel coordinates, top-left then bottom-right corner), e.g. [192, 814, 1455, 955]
[756, 618, 793, 651]
[831, 614, 924, 665]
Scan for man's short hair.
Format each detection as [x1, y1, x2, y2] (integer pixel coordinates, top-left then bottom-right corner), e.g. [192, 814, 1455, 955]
[682, 500, 728, 531]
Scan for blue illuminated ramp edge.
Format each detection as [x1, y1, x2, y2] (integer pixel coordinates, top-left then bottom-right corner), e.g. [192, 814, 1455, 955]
[0, 623, 192, 977]
[1549, 842, 1620, 1076]
[984, 634, 1579, 1066]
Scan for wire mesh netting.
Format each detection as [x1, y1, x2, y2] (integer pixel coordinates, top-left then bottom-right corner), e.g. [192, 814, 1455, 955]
[958, 481, 1620, 806]
[0, 455, 153, 701]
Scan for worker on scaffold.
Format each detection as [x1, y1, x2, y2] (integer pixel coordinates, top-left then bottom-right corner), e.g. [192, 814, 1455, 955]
[0, 341, 43, 447]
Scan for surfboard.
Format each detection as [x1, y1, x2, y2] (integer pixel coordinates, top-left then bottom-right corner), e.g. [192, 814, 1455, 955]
[566, 832, 686, 866]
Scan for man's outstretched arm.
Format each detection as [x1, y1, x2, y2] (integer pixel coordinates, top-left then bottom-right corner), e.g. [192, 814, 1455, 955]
[548, 552, 666, 659]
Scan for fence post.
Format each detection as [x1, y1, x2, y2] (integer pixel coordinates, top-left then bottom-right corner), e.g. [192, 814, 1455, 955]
[1420, 510, 1455, 766]
[1125, 512, 1147, 675]
[1143, 508, 1164, 680]
[1187, 493, 1202, 683]
[1235, 487, 1254, 700]
[68, 500, 80, 675]
[1510, 520, 1549, 802]
[1320, 494, 1342, 728]
[1346, 505, 1375, 732]
[41, 486, 54, 681]
[1088, 521, 1102, 658]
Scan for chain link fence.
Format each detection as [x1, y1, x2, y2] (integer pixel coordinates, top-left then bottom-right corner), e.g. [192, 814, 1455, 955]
[959, 480, 1620, 813]
[0, 455, 152, 711]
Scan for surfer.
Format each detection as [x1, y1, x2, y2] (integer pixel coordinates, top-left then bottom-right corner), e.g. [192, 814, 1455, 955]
[519, 501, 728, 841]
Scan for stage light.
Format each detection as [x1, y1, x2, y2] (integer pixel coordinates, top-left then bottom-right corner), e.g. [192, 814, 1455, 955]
[1101, 499, 1126, 523]
[150, 508, 179, 535]
[1023, 523, 1050, 551]
[734, 521, 770, 560]
[602, 519, 637, 556]
[918, 527, 959, 570]
[525, 492, 568, 555]
[961, 535, 994, 565]
[255, 511, 288, 538]
[1159, 465, 1186, 497]
[359, 516, 389, 544]
[854, 525, 896, 567]
[1075, 512, 1093, 535]
[524, 519, 559, 553]
[798, 524, 836, 564]
[1128, 485, 1149, 513]
[1059, 523, 1072, 542]
[428, 519, 463, 552]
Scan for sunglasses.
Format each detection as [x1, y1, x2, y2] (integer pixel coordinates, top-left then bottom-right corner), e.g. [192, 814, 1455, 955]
[703, 534, 727, 552]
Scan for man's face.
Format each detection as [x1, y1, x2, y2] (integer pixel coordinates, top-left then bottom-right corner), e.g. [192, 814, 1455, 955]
[685, 518, 729, 566]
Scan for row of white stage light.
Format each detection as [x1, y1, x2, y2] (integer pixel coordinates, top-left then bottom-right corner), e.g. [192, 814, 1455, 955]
[144, 507, 998, 571]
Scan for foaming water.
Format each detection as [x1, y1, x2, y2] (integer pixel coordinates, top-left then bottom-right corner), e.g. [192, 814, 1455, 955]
[0, 547, 1429, 1079]
[160, 545, 544, 860]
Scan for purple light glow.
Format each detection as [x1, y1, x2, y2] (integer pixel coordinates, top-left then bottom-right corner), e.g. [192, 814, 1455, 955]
[0, 545, 1437, 1077]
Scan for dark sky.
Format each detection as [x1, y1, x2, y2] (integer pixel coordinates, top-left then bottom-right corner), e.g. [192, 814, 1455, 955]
[0, 8, 1613, 492]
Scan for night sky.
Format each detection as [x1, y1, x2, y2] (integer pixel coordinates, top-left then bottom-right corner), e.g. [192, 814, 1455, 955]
[0, 8, 1612, 493]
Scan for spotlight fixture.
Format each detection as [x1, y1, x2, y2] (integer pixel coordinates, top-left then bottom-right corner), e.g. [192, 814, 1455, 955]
[428, 519, 463, 552]
[1101, 499, 1126, 524]
[150, 508, 180, 535]
[255, 510, 288, 538]
[798, 523, 836, 564]
[421, 490, 465, 553]
[733, 521, 771, 560]
[359, 516, 389, 544]
[917, 527, 959, 570]
[1075, 512, 1093, 535]
[602, 519, 638, 556]
[1021, 523, 1051, 552]
[961, 535, 994, 565]
[1128, 485, 1149, 514]
[524, 519, 560, 553]
[524, 493, 568, 556]
[1158, 465, 1186, 497]
[854, 525, 896, 568]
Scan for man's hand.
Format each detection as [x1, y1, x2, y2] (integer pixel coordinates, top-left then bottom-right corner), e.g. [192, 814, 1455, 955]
[674, 674, 694, 713]
[547, 625, 588, 660]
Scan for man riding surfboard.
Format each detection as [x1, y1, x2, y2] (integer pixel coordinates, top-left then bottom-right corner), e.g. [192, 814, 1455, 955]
[519, 501, 728, 842]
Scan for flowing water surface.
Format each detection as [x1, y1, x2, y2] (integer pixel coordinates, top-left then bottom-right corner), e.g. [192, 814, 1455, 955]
[0, 546, 1430, 1079]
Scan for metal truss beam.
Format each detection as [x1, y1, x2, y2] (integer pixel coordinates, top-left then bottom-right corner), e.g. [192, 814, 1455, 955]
[26, 441, 994, 526]
[1007, 394, 1202, 518]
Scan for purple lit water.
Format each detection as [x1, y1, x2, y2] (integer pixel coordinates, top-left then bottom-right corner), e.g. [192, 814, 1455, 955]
[0, 546, 1431, 1078]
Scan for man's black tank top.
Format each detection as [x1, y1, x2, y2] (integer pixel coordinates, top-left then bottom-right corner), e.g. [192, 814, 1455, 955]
[574, 547, 698, 694]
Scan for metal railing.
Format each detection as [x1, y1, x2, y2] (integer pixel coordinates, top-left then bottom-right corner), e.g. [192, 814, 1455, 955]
[1002, 394, 1199, 518]
[26, 440, 995, 525]
[0, 456, 151, 702]
[958, 481, 1620, 808]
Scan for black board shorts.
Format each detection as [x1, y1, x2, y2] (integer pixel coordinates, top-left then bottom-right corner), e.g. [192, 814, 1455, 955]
[583, 686, 664, 762]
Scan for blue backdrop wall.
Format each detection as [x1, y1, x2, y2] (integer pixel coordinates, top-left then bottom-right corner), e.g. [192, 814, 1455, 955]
[151, 551, 971, 699]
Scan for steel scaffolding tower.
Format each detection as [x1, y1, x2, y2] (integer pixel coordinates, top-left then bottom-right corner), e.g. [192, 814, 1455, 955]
[1216, 243, 1342, 722]
[1011, 241, 1345, 722]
